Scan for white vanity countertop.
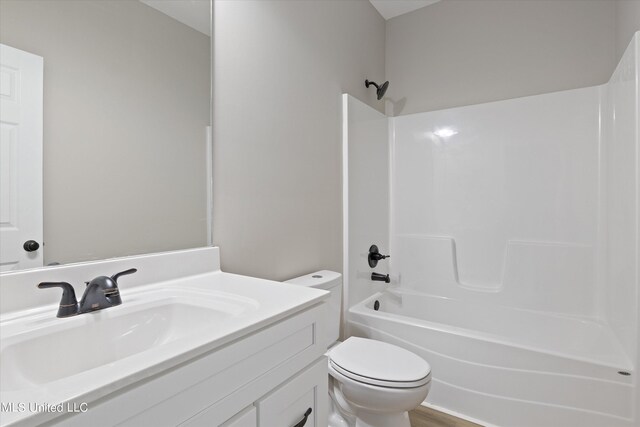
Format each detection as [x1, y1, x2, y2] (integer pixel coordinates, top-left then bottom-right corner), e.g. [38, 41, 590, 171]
[0, 248, 329, 426]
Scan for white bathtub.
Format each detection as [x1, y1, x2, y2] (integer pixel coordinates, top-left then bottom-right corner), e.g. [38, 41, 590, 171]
[348, 288, 636, 427]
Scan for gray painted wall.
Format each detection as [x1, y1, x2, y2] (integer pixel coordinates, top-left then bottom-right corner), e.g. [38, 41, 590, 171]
[385, 0, 620, 115]
[0, 0, 210, 266]
[213, 0, 385, 280]
[617, 0, 640, 60]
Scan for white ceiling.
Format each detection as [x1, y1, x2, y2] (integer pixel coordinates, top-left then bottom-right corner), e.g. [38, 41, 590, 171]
[369, 0, 441, 20]
[139, 0, 211, 36]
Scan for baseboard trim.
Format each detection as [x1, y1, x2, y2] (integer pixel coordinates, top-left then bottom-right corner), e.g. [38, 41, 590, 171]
[416, 402, 495, 427]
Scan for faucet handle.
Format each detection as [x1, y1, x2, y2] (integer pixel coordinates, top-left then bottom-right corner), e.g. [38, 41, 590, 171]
[111, 268, 137, 283]
[368, 245, 390, 268]
[37, 282, 78, 317]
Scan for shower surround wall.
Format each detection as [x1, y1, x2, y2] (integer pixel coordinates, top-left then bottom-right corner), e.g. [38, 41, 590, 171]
[341, 94, 389, 325]
[604, 32, 640, 371]
[345, 33, 639, 427]
[391, 87, 601, 315]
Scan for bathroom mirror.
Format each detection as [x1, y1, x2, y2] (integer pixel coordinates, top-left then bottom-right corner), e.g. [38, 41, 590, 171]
[0, 0, 212, 272]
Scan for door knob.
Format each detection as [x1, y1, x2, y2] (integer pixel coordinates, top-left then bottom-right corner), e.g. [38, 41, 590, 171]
[23, 240, 40, 252]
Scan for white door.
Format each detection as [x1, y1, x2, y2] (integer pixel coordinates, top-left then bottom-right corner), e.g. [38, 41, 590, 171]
[0, 44, 43, 271]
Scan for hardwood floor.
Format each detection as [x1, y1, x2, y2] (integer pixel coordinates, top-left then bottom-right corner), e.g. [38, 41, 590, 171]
[409, 406, 484, 427]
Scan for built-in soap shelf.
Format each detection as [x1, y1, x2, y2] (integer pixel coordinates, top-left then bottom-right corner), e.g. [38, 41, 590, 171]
[392, 234, 596, 316]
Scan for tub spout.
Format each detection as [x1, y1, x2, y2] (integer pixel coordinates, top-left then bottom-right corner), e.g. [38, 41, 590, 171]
[371, 272, 390, 283]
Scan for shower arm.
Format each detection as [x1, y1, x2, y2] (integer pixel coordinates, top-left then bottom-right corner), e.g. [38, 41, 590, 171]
[365, 80, 380, 90]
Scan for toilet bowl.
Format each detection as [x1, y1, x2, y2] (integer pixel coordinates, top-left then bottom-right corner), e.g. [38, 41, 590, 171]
[286, 271, 431, 427]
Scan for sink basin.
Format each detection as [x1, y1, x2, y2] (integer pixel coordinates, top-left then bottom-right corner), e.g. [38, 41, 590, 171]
[0, 290, 257, 392]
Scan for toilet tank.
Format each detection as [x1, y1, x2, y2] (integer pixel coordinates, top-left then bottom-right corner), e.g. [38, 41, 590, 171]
[285, 270, 341, 346]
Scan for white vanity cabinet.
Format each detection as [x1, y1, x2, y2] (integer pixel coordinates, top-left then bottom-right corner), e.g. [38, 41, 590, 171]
[44, 302, 328, 427]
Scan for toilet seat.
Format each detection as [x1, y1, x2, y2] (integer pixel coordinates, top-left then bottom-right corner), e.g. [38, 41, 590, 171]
[328, 337, 431, 388]
[329, 360, 431, 388]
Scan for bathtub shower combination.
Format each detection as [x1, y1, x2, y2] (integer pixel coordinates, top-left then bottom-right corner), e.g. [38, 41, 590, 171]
[343, 34, 640, 427]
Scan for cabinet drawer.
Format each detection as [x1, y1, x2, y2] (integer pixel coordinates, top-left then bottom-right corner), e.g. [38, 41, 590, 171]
[256, 357, 327, 427]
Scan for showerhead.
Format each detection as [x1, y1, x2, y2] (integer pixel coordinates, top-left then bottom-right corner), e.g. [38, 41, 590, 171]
[365, 79, 389, 100]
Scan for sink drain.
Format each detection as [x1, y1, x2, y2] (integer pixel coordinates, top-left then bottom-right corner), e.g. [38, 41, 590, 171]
[373, 300, 380, 311]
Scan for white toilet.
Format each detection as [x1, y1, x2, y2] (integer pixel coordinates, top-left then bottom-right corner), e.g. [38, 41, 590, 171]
[286, 271, 431, 427]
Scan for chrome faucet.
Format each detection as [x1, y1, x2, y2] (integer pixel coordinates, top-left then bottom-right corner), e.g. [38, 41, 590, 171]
[37, 268, 137, 318]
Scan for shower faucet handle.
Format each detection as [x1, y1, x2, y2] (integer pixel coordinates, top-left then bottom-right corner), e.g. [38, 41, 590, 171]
[371, 272, 390, 284]
[368, 245, 390, 268]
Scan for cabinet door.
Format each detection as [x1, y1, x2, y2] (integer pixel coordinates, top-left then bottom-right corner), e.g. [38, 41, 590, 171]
[256, 357, 328, 427]
[182, 404, 257, 427]
[221, 406, 257, 427]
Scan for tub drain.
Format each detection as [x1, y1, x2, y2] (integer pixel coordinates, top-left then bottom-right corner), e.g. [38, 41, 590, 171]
[618, 371, 631, 376]
[373, 300, 380, 311]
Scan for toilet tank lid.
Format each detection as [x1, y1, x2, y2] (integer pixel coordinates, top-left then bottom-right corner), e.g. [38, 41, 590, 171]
[284, 270, 342, 290]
